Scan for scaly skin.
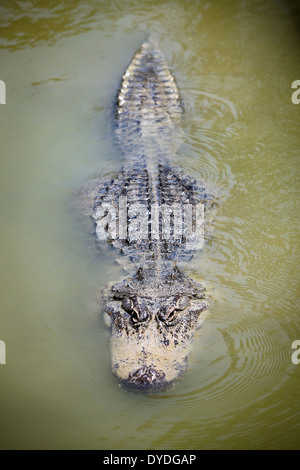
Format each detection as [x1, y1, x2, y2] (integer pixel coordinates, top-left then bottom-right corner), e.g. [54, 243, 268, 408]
[88, 40, 213, 391]
[103, 266, 208, 391]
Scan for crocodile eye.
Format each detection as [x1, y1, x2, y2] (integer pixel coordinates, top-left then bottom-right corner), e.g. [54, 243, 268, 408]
[122, 297, 134, 313]
[122, 297, 149, 324]
[158, 304, 175, 322]
[175, 296, 190, 311]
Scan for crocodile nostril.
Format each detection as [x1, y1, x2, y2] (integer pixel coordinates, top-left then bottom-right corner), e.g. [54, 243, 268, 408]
[125, 367, 167, 390]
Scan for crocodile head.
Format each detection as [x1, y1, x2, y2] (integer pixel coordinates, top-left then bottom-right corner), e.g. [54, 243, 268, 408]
[103, 266, 208, 392]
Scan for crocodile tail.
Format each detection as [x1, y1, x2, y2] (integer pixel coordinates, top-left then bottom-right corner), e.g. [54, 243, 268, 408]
[115, 40, 183, 157]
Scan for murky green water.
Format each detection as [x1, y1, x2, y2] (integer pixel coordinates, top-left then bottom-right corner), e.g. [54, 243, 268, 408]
[0, 0, 299, 450]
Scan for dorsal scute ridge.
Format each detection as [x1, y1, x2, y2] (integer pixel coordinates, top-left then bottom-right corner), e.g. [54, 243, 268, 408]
[115, 41, 183, 154]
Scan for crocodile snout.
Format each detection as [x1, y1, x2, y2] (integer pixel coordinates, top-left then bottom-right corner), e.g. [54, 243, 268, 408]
[123, 367, 168, 391]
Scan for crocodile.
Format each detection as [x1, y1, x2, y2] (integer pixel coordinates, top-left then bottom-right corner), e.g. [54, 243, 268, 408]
[82, 40, 214, 391]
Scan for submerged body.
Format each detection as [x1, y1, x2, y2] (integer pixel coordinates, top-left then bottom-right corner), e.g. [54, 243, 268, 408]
[84, 40, 213, 391]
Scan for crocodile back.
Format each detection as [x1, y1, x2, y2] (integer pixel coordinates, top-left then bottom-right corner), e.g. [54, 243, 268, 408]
[114, 40, 183, 165]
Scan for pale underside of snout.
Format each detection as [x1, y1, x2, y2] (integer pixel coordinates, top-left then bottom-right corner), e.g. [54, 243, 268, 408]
[110, 322, 193, 391]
